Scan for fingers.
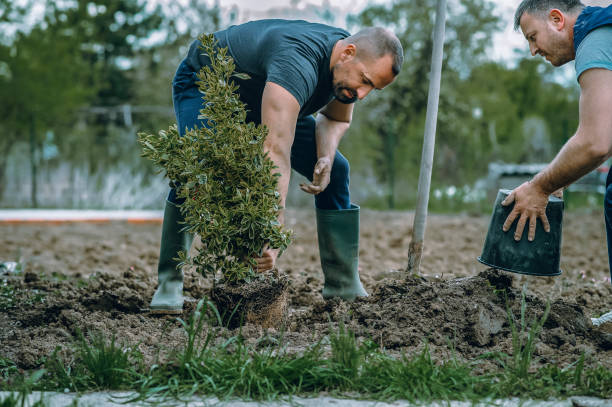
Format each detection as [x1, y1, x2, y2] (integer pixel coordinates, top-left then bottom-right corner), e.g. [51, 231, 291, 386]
[255, 254, 273, 272]
[502, 210, 518, 233]
[501, 191, 515, 206]
[514, 213, 528, 241]
[527, 213, 537, 241]
[540, 213, 550, 233]
[299, 183, 323, 195]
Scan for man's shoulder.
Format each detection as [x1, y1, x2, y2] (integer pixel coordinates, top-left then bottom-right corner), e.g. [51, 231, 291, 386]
[575, 25, 612, 81]
[227, 19, 348, 36]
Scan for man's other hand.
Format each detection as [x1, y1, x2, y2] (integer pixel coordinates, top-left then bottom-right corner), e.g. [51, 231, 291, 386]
[501, 181, 551, 242]
[299, 157, 332, 195]
[254, 246, 279, 272]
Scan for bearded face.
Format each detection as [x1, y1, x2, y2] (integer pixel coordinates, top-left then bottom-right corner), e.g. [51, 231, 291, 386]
[331, 65, 359, 104]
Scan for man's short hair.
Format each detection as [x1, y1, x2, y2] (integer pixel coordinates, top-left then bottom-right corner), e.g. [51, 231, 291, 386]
[346, 27, 404, 76]
[514, 0, 585, 30]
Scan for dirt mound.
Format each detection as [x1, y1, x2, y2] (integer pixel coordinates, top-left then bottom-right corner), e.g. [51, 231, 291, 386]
[1, 210, 611, 372]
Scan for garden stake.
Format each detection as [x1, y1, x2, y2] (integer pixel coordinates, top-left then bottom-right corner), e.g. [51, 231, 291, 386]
[406, 0, 447, 276]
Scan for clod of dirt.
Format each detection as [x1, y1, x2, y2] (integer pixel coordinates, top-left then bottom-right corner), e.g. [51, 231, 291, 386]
[210, 272, 289, 329]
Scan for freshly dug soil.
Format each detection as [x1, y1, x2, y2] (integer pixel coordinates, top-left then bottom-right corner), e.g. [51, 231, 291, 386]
[1, 208, 610, 372]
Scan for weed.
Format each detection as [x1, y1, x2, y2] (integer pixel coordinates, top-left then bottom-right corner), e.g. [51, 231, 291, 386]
[507, 285, 551, 379]
[0, 281, 16, 311]
[0, 370, 46, 407]
[77, 330, 141, 389]
[0, 281, 45, 312]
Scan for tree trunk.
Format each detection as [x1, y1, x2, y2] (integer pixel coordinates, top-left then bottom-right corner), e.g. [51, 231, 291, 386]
[383, 129, 397, 209]
[0, 135, 14, 205]
[30, 115, 38, 208]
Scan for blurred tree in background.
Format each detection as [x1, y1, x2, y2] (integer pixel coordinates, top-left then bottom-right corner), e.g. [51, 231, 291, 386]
[342, 0, 579, 208]
[0, 0, 580, 210]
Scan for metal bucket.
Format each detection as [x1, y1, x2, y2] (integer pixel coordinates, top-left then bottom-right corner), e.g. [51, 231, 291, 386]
[477, 189, 563, 276]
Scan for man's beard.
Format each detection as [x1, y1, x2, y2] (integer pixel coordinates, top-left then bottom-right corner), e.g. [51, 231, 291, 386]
[333, 84, 358, 104]
[544, 36, 574, 67]
[331, 65, 358, 104]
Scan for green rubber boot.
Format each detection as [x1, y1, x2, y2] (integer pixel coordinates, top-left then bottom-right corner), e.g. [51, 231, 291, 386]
[316, 204, 368, 300]
[150, 200, 193, 314]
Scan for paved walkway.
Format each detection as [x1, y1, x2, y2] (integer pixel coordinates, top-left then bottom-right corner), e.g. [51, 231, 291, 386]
[0, 210, 163, 224]
[0, 393, 610, 407]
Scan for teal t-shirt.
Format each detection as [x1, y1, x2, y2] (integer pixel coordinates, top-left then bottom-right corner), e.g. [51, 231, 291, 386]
[575, 25, 612, 81]
[186, 19, 350, 121]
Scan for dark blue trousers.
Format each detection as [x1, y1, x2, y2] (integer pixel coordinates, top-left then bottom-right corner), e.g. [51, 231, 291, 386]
[605, 170, 612, 283]
[168, 59, 351, 210]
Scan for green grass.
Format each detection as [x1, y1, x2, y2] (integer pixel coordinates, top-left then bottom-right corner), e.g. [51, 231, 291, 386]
[1, 297, 610, 404]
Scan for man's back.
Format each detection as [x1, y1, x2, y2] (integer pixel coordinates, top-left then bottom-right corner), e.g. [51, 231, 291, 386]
[185, 19, 350, 121]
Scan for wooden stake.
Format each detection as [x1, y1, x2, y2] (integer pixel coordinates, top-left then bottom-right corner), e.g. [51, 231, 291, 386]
[405, 0, 447, 276]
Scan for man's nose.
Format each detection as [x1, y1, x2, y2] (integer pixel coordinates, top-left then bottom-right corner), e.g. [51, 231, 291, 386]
[529, 43, 538, 56]
[357, 86, 372, 100]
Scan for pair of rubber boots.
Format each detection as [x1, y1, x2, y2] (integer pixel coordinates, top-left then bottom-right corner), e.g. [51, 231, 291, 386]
[149, 200, 368, 314]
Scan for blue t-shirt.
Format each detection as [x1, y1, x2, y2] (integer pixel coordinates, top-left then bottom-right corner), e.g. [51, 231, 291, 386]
[575, 25, 612, 81]
[185, 19, 350, 122]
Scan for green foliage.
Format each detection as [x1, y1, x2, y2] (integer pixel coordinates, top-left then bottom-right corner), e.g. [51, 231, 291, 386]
[76, 331, 140, 389]
[139, 34, 292, 282]
[0, 279, 45, 312]
[506, 286, 551, 379]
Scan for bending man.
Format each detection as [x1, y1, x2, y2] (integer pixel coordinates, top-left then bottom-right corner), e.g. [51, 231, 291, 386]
[150, 19, 403, 314]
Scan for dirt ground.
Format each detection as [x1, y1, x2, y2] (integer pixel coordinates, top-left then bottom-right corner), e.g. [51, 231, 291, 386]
[1, 208, 611, 373]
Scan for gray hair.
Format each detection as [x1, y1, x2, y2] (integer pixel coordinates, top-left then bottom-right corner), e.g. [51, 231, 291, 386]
[346, 27, 404, 76]
[514, 0, 585, 30]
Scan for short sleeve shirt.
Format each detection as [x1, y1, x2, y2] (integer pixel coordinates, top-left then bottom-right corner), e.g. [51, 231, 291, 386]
[575, 25, 612, 81]
[185, 19, 350, 122]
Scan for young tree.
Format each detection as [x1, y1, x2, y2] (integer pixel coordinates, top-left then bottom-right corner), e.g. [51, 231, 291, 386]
[139, 35, 292, 283]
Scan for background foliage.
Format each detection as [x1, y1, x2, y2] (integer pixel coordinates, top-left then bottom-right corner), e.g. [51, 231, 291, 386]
[0, 0, 581, 210]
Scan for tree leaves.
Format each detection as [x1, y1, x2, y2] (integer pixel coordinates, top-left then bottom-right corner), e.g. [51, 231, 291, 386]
[138, 34, 292, 283]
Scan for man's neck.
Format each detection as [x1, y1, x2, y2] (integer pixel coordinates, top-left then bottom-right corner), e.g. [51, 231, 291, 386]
[329, 39, 345, 71]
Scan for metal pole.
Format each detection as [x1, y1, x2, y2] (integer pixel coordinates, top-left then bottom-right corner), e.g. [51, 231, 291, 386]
[405, 0, 447, 276]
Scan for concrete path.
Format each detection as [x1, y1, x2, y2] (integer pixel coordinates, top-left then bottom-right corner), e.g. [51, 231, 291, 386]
[0, 392, 611, 407]
[0, 209, 163, 224]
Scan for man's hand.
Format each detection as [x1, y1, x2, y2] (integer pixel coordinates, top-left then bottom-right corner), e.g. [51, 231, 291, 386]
[299, 157, 332, 195]
[254, 246, 279, 272]
[501, 181, 551, 242]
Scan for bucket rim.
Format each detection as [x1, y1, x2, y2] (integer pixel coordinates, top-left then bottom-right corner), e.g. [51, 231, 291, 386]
[477, 256, 562, 277]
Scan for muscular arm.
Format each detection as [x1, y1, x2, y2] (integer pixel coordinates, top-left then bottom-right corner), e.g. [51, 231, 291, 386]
[532, 68, 612, 193]
[261, 82, 300, 222]
[316, 99, 354, 160]
[503, 68, 612, 241]
[300, 100, 354, 194]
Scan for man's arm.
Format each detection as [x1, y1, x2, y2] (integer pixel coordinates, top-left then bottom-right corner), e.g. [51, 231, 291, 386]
[261, 81, 300, 218]
[254, 82, 299, 272]
[300, 99, 355, 195]
[503, 68, 612, 241]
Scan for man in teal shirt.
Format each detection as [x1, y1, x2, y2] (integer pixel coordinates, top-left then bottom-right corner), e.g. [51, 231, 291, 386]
[506, 0, 612, 329]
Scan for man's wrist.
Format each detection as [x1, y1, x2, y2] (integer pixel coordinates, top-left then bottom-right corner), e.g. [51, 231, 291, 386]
[529, 174, 556, 196]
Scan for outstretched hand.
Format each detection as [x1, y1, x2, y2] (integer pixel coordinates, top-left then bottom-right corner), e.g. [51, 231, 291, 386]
[300, 157, 332, 195]
[501, 181, 551, 242]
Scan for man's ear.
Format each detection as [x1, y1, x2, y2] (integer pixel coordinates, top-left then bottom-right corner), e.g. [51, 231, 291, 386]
[340, 43, 356, 62]
[549, 8, 566, 30]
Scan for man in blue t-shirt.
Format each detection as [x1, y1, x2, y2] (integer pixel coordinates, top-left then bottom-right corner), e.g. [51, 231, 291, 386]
[506, 0, 612, 329]
[150, 20, 404, 314]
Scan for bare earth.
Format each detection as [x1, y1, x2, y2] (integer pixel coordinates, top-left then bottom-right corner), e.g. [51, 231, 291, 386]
[1, 208, 610, 372]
